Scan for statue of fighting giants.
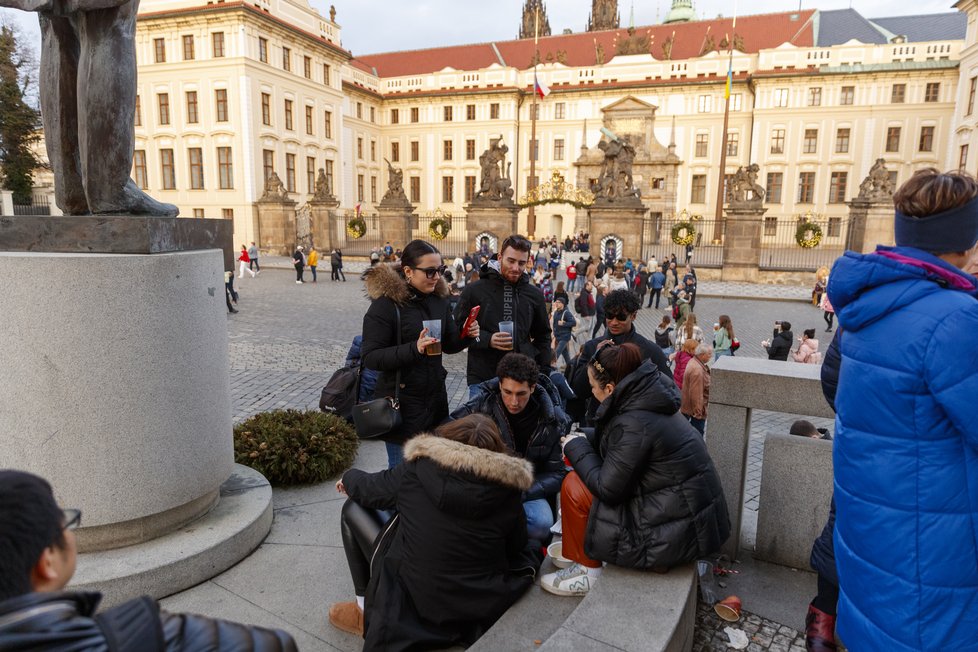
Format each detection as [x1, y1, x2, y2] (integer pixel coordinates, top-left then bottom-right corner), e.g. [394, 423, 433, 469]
[857, 158, 895, 200]
[475, 140, 514, 202]
[729, 164, 766, 204]
[2, 0, 178, 216]
[592, 132, 640, 201]
[381, 159, 410, 205]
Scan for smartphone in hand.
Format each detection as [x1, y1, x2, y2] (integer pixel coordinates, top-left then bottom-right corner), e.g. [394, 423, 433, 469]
[461, 305, 481, 337]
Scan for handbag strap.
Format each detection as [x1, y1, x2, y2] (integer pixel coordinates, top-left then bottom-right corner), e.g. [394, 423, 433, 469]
[354, 303, 402, 403]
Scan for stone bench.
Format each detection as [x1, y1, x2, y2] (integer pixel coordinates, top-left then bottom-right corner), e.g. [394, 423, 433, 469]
[470, 561, 697, 652]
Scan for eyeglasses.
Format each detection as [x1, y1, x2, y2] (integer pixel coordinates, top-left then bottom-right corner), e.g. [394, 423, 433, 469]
[413, 266, 447, 279]
[62, 508, 82, 531]
[606, 312, 633, 322]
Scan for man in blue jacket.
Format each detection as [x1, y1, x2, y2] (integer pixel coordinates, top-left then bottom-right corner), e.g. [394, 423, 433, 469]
[828, 168, 978, 652]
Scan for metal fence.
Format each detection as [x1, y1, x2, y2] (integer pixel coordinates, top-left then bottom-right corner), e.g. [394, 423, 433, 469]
[642, 216, 725, 268]
[332, 213, 386, 256]
[757, 215, 851, 272]
[412, 214, 470, 258]
[12, 193, 50, 216]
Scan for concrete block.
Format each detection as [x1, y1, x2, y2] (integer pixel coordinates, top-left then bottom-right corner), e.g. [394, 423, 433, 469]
[754, 435, 833, 570]
[70, 464, 273, 607]
[0, 189, 13, 215]
[711, 356, 834, 420]
[706, 404, 751, 559]
[0, 250, 233, 550]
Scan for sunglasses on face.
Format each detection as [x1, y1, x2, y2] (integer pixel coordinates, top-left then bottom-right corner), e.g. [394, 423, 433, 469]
[606, 312, 633, 322]
[62, 508, 82, 531]
[413, 266, 447, 279]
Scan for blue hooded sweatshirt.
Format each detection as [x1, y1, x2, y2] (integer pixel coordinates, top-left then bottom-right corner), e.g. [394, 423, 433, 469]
[827, 246, 978, 651]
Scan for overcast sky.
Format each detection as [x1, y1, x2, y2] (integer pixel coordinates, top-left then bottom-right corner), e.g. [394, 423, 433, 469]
[1, 0, 958, 58]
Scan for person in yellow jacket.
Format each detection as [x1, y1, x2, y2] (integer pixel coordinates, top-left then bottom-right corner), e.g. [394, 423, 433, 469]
[307, 247, 319, 283]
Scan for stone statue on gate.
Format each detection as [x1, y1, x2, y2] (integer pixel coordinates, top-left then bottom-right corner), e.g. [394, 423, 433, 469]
[313, 168, 335, 202]
[857, 158, 895, 200]
[729, 164, 766, 205]
[380, 159, 411, 208]
[474, 140, 515, 204]
[591, 133, 640, 203]
[260, 172, 289, 201]
[1, 0, 178, 216]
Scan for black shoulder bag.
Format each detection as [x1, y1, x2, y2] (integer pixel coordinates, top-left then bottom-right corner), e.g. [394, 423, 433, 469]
[352, 305, 403, 440]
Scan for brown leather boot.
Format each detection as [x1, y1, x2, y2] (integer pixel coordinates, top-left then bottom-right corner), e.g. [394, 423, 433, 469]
[328, 601, 364, 636]
[806, 604, 838, 652]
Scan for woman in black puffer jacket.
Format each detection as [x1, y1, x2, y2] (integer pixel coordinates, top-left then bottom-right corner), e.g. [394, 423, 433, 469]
[541, 342, 730, 596]
[361, 240, 479, 467]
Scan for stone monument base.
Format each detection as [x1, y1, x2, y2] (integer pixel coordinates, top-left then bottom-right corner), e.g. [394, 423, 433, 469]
[465, 203, 520, 247]
[377, 205, 416, 248]
[722, 205, 767, 283]
[587, 202, 648, 260]
[847, 198, 894, 253]
[71, 464, 272, 607]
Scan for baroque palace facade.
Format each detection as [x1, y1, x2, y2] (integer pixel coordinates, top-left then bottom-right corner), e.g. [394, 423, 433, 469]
[128, 0, 972, 246]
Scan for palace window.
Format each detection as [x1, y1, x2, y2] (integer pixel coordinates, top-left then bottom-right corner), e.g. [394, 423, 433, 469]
[324, 110, 332, 138]
[215, 89, 228, 122]
[885, 126, 901, 152]
[695, 133, 708, 157]
[960, 144, 970, 170]
[391, 142, 400, 163]
[357, 137, 363, 159]
[444, 105, 453, 121]
[222, 208, 233, 220]
[466, 139, 476, 160]
[803, 129, 818, 154]
[410, 176, 421, 203]
[466, 104, 476, 120]
[188, 147, 204, 189]
[218, 147, 233, 189]
[554, 138, 565, 161]
[490, 103, 500, 119]
[285, 154, 296, 192]
[212, 32, 224, 58]
[918, 126, 935, 152]
[829, 171, 847, 203]
[410, 141, 419, 161]
[770, 128, 785, 154]
[925, 82, 940, 103]
[442, 176, 454, 202]
[835, 128, 850, 153]
[443, 139, 453, 161]
[807, 87, 821, 106]
[371, 176, 377, 202]
[307, 157, 316, 193]
[725, 132, 738, 157]
[305, 105, 314, 135]
[465, 176, 476, 202]
[303, 56, 311, 79]
[186, 91, 198, 124]
[284, 99, 293, 130]
[690, 175, 706, 203]
[182, 35, 194, 61]
[969, 78, 977, 116]
[282, 47, 291, 72]
[411, 107, 419, 123]
[697, 95, 712, 113]
[135, 95, 141, 126]
[261, 93, 271, 125]
[262, 149, 274, 181]
[891, 83, 906, 104]
[154, 38, 166, 63]
[555, 102, 565, 119]
[157, 93, 170, 125]
[840, 86, 854, 105]
[133, 150, 148, 189]
[371, 140, 376, 162]
[258, 37, 268, 63]
[160, 149, 175, 190]
[357, 174, 364, 201]
[773, 88, 789, 107]
[766, 172, 783, 203]
[391, 108, 399, 124]
[797, 172, 815, 203]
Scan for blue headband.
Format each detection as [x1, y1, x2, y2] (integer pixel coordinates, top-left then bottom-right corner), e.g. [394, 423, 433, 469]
[894, 195, 978, 254]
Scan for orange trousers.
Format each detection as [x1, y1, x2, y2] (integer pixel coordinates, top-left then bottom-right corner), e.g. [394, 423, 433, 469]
[560, 472, 602, 569]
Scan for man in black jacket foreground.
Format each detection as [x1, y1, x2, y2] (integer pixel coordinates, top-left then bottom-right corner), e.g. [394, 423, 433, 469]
[568, 289, 672, 423]
[0, 470, 296, 652]
[455, 235, 552, 398]
[450, 353, 570, 544]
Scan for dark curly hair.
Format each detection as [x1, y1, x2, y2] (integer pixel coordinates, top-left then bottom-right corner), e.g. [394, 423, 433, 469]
[495, 352, 540, 386]
[603, 289, 640, 316]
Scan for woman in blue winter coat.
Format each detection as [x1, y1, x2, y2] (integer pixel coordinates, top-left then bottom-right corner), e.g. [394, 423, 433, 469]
[827, 168, 978, 652]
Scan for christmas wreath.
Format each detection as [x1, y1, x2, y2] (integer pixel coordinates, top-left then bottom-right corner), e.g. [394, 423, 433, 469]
[671, 221, 696, 246]
[428, 217, 451, 241]
[795, 220, 823, 248]
[346, 217, 366, 240]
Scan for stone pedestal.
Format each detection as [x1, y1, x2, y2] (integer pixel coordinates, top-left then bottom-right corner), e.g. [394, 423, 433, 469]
[587, 201, 648, 260]
[309, 199, 339, 251]
[255, 198, 298, 256]
[721, 203, 767, 283]
[0, 216, 270, 606]
[847, 198, 894, 253]
[377, 204, 417, 249]
[465, 202, 520, 248]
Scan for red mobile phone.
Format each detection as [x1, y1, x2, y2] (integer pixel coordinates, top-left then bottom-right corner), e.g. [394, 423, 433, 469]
[462, 306, 481, 337]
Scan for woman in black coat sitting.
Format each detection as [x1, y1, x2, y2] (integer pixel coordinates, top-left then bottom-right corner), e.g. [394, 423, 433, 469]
[361, 239, 480, 467]
[541, 342, 730, 596]
[328, 414, 541, 651]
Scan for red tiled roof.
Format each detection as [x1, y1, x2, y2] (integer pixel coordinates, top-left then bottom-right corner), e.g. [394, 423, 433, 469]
[356, 10, 815, 78]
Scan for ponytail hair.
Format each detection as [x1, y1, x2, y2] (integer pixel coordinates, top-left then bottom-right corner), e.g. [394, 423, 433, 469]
[588, 342, 643, 387]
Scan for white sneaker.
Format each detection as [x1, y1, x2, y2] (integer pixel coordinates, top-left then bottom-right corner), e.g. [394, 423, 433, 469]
[296, 280, 303, 284]
[540, 562, 598, 596]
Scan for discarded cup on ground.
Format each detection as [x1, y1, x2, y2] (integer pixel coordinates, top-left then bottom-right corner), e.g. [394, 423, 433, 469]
[546, 541, 572, 569]
[498, 321, 514, 350]
[697, 559, 720, 606]
[714, 595, 742, 622]
[422, 319, 442, 356]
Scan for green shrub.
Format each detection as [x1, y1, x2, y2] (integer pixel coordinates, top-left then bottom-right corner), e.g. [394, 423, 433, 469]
[234, 409, 359, 486]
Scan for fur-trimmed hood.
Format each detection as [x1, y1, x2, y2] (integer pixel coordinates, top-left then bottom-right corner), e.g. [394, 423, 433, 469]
[405, 434, 534, 491]
[364, 263, 450, 305]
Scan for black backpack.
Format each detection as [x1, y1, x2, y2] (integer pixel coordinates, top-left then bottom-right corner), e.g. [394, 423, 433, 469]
[319, 364, 359, 421]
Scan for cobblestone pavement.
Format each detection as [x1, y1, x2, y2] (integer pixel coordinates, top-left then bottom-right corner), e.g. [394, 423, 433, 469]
[694, 603, 808, 652]
[227, 268, 834, 650]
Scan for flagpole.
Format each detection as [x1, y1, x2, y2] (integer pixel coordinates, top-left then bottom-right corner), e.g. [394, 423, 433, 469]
[712, 12, 737, 243]
[528, 6, 539, 240]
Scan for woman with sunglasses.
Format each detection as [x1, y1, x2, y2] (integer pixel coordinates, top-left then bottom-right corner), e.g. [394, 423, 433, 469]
[362, 239, 480, 467]
[540, 342, 729, 596]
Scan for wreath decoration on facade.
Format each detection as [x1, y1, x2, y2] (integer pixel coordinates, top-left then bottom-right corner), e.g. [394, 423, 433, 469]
[429, 217, 451, 241]
[795, 221, 823, 248]
[671, 221, 696, 246]
[346, 217, 366, 240]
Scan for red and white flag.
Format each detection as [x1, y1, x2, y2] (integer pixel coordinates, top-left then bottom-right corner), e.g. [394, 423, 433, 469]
[534, 73, 550, 99]
[355, 202, 362, 218]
